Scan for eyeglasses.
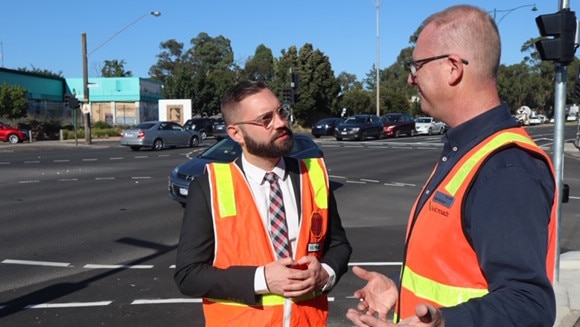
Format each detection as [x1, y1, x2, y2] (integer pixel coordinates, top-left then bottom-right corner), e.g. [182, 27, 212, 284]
[405, 54, 469, 78]
[233, 104, 290, 129]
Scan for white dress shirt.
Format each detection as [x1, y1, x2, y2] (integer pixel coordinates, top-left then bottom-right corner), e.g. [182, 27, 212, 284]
[240, 154, 336, 294]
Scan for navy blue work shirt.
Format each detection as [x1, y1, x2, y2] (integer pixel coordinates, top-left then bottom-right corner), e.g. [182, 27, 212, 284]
[411, 104, 556, 327]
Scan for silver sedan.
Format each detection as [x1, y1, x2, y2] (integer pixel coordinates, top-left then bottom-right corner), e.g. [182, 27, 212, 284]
[120, 121, 202, 151]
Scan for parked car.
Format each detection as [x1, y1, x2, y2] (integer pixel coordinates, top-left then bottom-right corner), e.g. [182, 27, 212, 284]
[381, 113, 416, 137]
[120, 121, 202, 151]
[212, 119, 227, 141]
[311, 117, 343, 138]
[334, 114, 383, 141]
[0, 122, 28, 143]
[414, 117, 446, 135]
[168, 134, 324, 205]
[183, 117, 217, 139]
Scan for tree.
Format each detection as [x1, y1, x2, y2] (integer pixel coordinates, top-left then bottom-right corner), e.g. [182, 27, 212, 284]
[17, 66, 63, 78]
[243, 44, 275, 82]
[101, 59, 133, 77]
[0, 83, 28, 119]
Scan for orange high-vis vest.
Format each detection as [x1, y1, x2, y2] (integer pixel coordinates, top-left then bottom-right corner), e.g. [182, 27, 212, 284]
[203, 157, 330, 327]
[395, 128, 557, 321]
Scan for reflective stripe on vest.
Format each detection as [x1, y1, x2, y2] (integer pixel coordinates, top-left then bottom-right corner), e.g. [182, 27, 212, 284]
[212, 163, 236, 218]
[401, 266, 488, 307]
[206, 291, 323, 307]
[445, 132, 536, 196]
[302, 158, 328, 209]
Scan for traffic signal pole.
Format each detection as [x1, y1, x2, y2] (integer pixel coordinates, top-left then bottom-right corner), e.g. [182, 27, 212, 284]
[535, 0, 577, 282]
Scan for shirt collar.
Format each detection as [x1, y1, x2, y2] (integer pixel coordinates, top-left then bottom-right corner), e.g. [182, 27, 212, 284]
[444, 103, 519, 151]
[241, 153, 287, 185]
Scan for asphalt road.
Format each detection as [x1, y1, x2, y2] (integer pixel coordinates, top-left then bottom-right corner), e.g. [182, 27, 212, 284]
[0, 125, 578, 326]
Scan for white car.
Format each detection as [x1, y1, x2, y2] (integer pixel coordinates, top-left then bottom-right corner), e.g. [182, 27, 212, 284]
[414, 117, 446, 135]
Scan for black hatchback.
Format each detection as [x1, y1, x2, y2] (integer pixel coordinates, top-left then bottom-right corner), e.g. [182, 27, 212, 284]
[311, 117, 343, 138]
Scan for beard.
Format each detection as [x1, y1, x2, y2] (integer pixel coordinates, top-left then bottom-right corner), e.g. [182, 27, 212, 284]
[243, 127, 294, 158]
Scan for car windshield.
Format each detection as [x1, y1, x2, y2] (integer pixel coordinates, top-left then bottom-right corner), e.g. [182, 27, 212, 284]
[415, 118, 431, 123]
[135, 122, 156, 129]
[382, 115, 400, 122]
[199, 136, 316, 161]
[199, 138, 241, 161]
[345, 117, 366, 124]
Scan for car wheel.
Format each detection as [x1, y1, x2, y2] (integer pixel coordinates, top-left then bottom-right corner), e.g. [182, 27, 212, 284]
[8, 134, 19, 144]
[428, 128, 432, 136]
[440, 127, 445, 134]
[200, 131, 207, 140]
[376, 131, 383, 140]
[410, 129, 416, 137]
[153, 138, 164, 151]
[395, 130, 400, 138]
[130, 146, 141, 151]
[189, 136, 199, 147]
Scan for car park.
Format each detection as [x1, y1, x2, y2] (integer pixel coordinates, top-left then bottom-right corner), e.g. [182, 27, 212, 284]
[120, 121, 202, 151]
[183, 117, 217, 140]
[414, 117, 446, 135]
[381, 113, 416, 137]
[311, 117, 343, 138]
[334, 114, 383, 141]
[168, 134, 323, 205]
[0, 122, 28, 143]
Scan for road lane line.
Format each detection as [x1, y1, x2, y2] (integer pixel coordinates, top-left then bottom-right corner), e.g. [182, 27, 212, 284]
[83, 264, 154, 269]
[95, 177, 115, 180]
[132, 299, 202, 304]
[109, 157, 124, 160]
[82, 158, 98, 161]
[27, 301, 112, 309]
[348, 262, 402, 266]
[53, 160, 70, 163]
[131, 176, 152, 180]
[18, 180, 40, 183]
[2, 259, 71, 267]
[360, 179, 379, 183]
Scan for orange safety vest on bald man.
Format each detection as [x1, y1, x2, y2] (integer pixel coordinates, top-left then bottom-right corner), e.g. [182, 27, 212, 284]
[396, 128, 557, 321]
[203, 157, 330, 327]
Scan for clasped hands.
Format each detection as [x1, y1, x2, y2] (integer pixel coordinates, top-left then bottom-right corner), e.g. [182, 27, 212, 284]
[264, 255, 328, 298]
[346, 266, 444, 327]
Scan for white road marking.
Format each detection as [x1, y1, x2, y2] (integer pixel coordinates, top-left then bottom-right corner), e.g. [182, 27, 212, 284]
[18, 180, 40, 184]
[348, 262, 402, 266]
[2, 259, 71, 267]
[81, 158, 98, 161]
[95, 177, 115, 180]
[131, 176, 152, 180]
[27, 301, 112, 309]
[360, 179, 379, 183]
[83, 264, 154, 269]
[58, 179, 78, 182]
[132, 299, 202, 305]
[109, 157, 124, 160]
[53, 159, 70, 163]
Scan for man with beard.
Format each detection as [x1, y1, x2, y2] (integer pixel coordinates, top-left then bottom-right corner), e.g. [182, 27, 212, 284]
[174, 81, 352, 326]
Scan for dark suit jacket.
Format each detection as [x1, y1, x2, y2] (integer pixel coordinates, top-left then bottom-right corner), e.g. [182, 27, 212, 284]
[174, 156, 352, 305]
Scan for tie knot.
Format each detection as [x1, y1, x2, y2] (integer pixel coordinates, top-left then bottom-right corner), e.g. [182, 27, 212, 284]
[264, 172, 278, 184]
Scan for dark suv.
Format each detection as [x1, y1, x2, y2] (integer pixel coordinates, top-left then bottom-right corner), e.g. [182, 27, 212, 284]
[183, 118, 216, 140]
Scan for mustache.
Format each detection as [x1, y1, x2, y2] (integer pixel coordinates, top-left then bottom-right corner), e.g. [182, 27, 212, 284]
[273, 127, 293, 139]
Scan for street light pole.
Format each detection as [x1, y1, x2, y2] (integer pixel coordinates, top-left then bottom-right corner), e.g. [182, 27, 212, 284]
[81, 11, 161, 144]
[375, 0, 380, 117]
[491, 4, 537, 25]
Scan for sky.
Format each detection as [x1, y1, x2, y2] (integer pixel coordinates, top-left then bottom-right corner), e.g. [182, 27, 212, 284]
[0, 1, 567, 81]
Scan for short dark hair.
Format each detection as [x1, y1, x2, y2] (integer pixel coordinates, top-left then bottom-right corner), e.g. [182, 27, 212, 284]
[221, 81, 267, 124]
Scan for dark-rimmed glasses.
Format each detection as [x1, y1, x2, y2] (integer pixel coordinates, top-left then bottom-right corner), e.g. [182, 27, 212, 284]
[233, 104, 290, 129]
[405, 54, 469, 78]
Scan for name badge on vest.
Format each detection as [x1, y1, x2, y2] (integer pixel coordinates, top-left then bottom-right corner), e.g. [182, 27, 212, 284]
[433, 191, 454, 208]
[308, 212, 323, 253]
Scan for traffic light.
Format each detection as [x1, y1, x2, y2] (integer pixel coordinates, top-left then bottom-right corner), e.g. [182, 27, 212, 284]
[282, 87, 293, 104]
[535, 8, 578, 64]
